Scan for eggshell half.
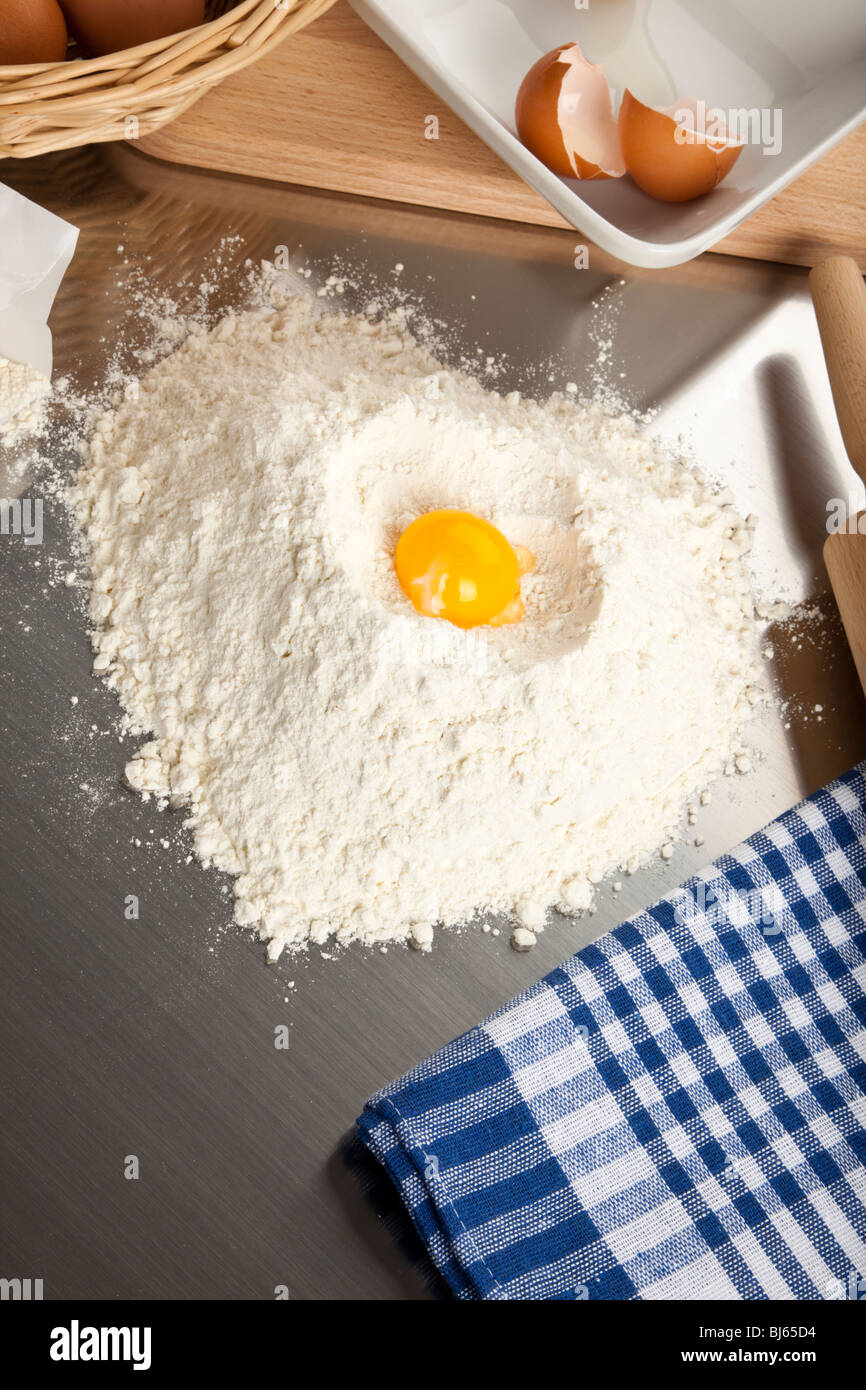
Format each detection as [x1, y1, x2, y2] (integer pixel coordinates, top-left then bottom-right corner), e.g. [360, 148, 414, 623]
[516, 43, 625, 181]
[618, 90, 743, 202]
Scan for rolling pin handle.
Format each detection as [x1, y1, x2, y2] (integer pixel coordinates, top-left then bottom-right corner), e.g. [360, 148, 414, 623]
[809, 256, 866, 487]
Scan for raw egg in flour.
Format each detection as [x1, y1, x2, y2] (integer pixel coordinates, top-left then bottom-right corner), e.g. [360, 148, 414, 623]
[394, 510, 535, 629]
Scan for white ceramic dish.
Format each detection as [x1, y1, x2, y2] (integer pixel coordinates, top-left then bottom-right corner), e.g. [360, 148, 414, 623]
[349, 0, 866, 268]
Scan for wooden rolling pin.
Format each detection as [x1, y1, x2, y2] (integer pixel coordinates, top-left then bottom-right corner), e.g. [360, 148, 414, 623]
[811, 257, 866, 698]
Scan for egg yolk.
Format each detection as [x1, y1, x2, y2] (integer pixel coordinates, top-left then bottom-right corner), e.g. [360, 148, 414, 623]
[394, 509, 535, 629]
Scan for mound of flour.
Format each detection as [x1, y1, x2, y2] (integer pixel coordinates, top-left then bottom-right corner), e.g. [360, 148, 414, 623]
[71, 284, 766, 957]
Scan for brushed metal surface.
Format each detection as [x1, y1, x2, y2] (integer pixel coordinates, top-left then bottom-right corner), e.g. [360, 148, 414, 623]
[1, 146, 864, 1300]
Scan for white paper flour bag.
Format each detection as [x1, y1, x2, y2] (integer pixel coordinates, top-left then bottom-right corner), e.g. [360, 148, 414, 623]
[0, 183, 78, 433]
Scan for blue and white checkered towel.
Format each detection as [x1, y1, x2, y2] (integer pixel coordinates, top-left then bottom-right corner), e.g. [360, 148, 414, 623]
[357, 764, 866, 1300]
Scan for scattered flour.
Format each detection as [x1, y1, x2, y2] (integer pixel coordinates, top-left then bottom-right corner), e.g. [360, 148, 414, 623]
[511, 927, 538, 952]
[70, 280, 767, 958]
[0, 354, 50, 445]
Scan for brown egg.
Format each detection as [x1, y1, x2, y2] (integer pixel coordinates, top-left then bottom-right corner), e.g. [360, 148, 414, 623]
[618, 90, 743, 202]
[516, 43, 625, 181]
[0, 0, 68, 65]
[59, 0, 205, 57]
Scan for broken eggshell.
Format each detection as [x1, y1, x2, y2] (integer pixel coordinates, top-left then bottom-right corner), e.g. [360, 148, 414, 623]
[515, 42, 626, 181]
[618, 91, 744, 202]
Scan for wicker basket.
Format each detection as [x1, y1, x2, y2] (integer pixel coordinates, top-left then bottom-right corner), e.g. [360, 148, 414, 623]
[0, 0, 336, 158]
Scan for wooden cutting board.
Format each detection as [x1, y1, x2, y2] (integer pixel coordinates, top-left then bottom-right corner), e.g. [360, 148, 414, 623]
[139, 1, 866, 270]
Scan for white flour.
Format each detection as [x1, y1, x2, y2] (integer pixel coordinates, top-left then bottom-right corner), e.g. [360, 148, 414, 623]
[0, 354, 50, 445]
[70, 280, 766, 958]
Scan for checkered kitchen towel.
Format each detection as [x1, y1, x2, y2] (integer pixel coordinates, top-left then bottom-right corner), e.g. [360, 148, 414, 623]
[357, 763, 866, 1300]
